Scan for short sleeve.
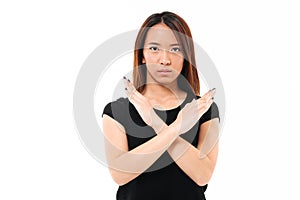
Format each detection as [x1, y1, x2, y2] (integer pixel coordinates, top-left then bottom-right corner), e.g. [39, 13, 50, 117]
[196, 96, 220, 125]
[102, 102, 113, 118]
[101, 98, 129, 128]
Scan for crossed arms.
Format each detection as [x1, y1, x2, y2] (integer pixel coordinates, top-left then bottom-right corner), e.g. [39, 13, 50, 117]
[102, 79, 219, 186]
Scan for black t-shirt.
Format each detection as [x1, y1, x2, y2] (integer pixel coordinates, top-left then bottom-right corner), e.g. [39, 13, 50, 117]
[102, 91, 219, 200]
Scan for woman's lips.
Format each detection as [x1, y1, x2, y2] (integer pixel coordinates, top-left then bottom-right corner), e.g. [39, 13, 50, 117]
[158, 69, 172, 72]
[157, 70, 172, 75]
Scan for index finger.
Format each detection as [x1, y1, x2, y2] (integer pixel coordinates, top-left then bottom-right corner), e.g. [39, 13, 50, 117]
[202, 88, 216, 99]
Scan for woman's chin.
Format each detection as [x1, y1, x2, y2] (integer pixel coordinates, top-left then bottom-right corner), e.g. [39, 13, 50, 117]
[155, 78, 178, 86]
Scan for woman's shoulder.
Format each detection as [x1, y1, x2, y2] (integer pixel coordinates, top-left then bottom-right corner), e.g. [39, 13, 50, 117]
[102, 97, 130, 118]
[105, 97, 129, 106]
[101, 97, 133, 130]
[112, 97, 129, 105]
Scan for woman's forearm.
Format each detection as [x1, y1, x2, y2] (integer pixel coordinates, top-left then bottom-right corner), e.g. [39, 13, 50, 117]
[167, 137, 218, 186]
[107, 123, 179, 185]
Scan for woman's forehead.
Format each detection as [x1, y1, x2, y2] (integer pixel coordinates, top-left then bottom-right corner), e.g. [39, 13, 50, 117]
[144, 24, 179, 45]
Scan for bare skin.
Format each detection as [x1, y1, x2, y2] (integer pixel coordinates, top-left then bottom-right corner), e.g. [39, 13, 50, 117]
[102, 23, 220, 186]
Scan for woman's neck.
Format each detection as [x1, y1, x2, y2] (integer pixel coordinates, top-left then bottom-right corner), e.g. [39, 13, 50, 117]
[142, 82, 180, 97]
[142, 82, 187, 109]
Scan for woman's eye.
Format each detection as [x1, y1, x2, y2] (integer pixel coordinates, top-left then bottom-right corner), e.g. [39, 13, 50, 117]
[149, 47, 159, 51]
[170, 47, 181, 52]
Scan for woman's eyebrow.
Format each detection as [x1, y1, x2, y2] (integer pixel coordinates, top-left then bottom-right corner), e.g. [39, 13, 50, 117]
[145, 42, 160, 46]
[145, 42, 180, 46]
[169, 43, 180, 47]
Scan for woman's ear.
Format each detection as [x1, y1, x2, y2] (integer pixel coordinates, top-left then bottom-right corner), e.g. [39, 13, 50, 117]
[142, 58, 146, 64]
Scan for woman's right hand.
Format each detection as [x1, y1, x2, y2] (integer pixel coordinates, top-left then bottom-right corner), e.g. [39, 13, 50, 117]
[123, 76, 166, 133]
[174, 89, 216, 135]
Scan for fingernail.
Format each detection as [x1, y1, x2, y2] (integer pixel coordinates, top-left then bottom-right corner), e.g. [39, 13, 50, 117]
[127, 79, 130, 82]
[211, 88, 216, 91]
[211, 97, 214, 100]
[125, 87, 127, 90]
[123, 76, 126, 79]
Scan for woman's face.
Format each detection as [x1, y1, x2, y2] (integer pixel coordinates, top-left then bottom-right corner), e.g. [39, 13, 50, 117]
[143, 23, 184, 86]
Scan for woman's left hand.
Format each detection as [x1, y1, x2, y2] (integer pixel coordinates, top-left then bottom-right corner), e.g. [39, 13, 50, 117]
[123, 77, 166, 133]
[173, 89, 215, 135]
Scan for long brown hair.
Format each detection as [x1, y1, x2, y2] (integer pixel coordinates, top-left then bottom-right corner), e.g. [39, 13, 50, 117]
[133, 11, 200, 96]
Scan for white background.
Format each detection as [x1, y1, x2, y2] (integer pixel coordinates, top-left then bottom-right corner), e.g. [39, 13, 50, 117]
[1, 0, 299, 199]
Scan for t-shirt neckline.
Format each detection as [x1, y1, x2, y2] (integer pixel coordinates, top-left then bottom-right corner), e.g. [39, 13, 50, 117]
[153, 92, 193, 112]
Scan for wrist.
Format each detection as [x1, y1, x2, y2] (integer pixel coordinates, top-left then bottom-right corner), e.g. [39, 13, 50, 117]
[169, 121, 181, 136]
[170, 119, 181, 135]
[152, 120, 167, 133]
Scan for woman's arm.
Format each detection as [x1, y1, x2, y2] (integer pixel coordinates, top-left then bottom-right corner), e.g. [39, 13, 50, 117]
[104, 78, 216, 185]
[102, 114, 179, 186]
[167, 118, 220, 186]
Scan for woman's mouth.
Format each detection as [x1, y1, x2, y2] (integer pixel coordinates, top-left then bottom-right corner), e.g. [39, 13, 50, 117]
[157, 70, 172, 76]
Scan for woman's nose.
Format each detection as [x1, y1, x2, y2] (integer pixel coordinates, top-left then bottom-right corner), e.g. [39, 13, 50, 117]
[160, 49, 171, 65]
